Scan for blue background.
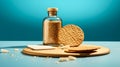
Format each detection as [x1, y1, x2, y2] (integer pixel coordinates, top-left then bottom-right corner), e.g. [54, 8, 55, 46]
[0, 0, 120, 41]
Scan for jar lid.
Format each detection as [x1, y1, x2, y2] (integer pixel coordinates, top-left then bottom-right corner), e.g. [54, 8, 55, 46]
[47, 8, 58, 11]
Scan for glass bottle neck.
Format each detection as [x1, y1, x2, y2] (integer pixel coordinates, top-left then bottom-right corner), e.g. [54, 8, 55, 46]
[48, 11, 57, 17]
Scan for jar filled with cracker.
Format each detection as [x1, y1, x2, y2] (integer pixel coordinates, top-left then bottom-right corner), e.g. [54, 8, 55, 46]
[43, 8, 62, 45]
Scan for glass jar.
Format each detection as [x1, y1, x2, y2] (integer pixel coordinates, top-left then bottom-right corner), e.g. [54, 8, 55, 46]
[43, 8, 62, 45]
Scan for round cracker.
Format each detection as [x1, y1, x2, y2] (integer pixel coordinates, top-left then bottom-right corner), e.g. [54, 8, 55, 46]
[65, 45, 100, 53]
[64, 49, 96, 53]
[58, 24, 84, 47]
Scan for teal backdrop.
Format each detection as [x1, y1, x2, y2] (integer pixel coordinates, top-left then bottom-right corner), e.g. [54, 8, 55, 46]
[0, 0, 120, 41]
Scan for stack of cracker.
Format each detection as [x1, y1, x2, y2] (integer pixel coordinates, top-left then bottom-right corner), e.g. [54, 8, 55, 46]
[58, 24, 100, 53]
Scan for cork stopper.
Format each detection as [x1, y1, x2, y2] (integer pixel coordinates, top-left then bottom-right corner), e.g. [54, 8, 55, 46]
[47, 8, 58, 12]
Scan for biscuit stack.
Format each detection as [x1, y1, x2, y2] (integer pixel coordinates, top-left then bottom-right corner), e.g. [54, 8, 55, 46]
[58, 24, 100, 53]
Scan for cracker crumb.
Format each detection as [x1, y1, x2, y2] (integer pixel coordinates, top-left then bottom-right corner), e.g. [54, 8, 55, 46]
[68, 56, 76, 61]
[14, 48, 19, 51]
[1, 49, 9, 53]
[33, 56, 37, 58]
[58, 56, 76, 63]
[46, 56, 52, 59]
[58, 57, 69, 62]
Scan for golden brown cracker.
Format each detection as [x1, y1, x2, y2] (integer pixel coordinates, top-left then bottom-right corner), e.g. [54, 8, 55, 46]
[58, 24, 84, 47]
[64, 45, 100, 53]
